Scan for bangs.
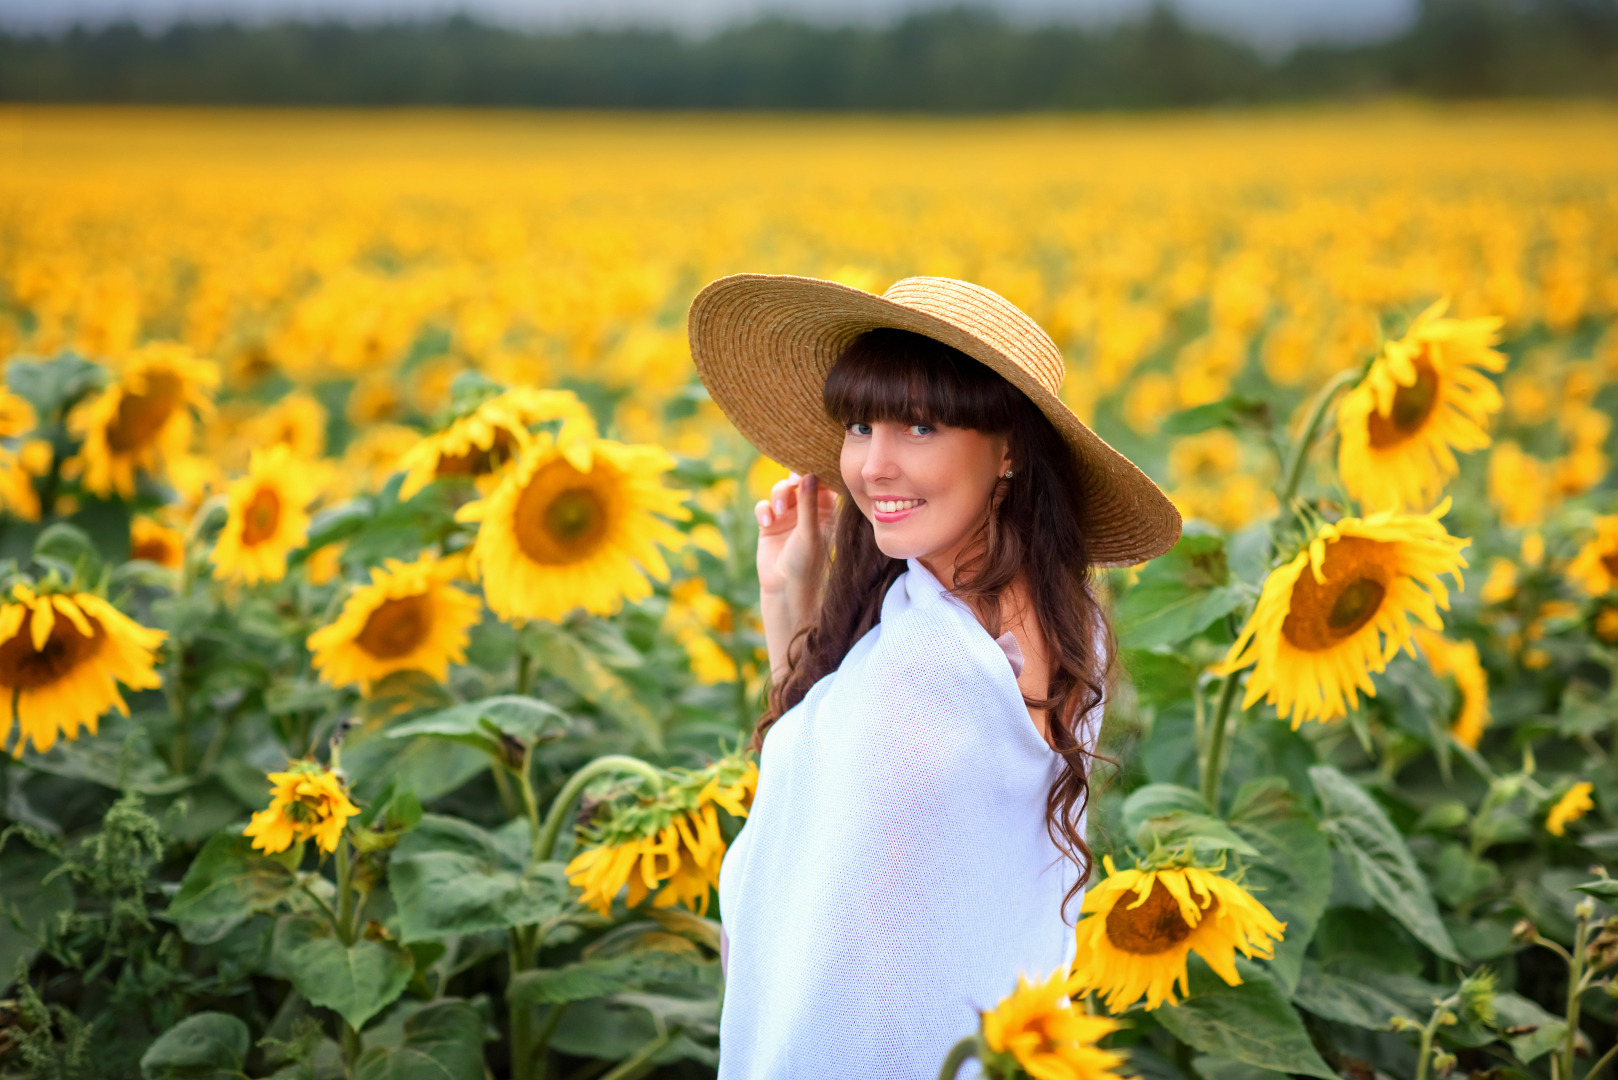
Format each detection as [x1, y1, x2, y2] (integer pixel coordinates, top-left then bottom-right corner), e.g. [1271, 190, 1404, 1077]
[822, 328, 1023, 432]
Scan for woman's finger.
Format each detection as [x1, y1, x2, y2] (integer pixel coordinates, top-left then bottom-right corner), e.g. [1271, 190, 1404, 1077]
[754, 499, 773, 528]
[770, 474, 800, 516]
[795, 474, 821, 538]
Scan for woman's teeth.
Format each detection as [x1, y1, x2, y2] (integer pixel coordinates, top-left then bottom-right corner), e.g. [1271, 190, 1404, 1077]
[874, 499, 923, 513]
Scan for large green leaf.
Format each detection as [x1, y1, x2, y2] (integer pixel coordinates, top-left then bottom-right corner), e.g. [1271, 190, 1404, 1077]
[1228, 778, 1331, 992]
[1291, 960, 1422, 1029]
[166, 834, 297, 944]
[341, 724, 489, 804]
[1115, 528, 1244, 649]
[527, 622, 664, 751]
[386, 695, 569, 757]
[271, 915, 414, 1030]
[509, 948, 710, 1006]
[138, 1013, 250, 1080]
[0, 845, 73, 992]
[1120, 784, 1210, 833]
[1493, 992, 1566, 1062]
[1154, 961, 1336, 1080]
[352, 1000, 486, 1080]
[1309, 766, 1459, 961]
[388, 814, 572, 942]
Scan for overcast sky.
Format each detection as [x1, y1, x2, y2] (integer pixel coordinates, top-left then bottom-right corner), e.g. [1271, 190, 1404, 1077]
[0, 0, 1418, 51]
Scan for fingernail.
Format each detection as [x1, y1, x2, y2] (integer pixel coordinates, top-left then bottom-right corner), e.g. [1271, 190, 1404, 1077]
[774, 498, 784, 514]
[761, 510, 772, 526]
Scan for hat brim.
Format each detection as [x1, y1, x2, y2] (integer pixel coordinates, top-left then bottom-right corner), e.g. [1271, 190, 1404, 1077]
[688, 273, 1181, 568]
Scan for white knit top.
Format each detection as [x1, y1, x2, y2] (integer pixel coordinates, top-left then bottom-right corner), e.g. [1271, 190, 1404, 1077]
[715, 557, 1099, 1080]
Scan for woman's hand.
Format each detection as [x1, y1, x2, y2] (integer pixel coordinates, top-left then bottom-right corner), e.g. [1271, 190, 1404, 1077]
[755, 471, 836, 682]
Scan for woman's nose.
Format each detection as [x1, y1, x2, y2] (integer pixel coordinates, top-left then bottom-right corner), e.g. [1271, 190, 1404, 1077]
[861, 426, 901, 484]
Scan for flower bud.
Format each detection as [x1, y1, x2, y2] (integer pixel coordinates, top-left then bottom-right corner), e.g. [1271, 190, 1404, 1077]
[1576, 897, 1598, 920]
[1432, 1050, 1458, 1075]
[1512, 919, 1539, 944]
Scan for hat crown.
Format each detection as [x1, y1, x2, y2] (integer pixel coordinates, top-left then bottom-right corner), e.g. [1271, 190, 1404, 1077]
[881, 276, 1066, 396]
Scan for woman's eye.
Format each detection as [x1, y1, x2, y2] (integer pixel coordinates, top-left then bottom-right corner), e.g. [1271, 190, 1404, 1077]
[909, 424, 934, 436]
[848, 422, 872, 436]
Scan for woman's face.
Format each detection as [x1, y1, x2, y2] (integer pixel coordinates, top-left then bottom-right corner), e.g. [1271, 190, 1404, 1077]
[840, 419, 1011, 576]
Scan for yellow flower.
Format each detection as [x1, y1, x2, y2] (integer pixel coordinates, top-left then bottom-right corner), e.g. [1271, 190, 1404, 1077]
[1068, 856, 1285, 1013]
[0, 389, 36, 439]
[1222, 502, 1469, 727]
[565, 757, 757, 918]
[1479, 558, 1519, 605]
[663, 578, 738, 684]
[457, 432, 689, 623]
[130, 516, 185, 569]
[306, 553, 482, 695]
[246, 390, 327, 460]
[1592, 602, 1618, 646]
[66, 342, 219, 498]
[335, 423, 419, 498]
[1488, 442, 1552, 528]
[397, 388, 596, 500]
[1568, 516, 1618, 597]
[1545, 782, 1594, 837]
[1414, 628, 1490, 749]
[0, 585, 166, 755]
[211, 444, 320, 585]
[0, 451, 40, 521]
[243, 764, 362, 854]
[1337, 299, 1504, 512]
[979, 966, 1128, 1080]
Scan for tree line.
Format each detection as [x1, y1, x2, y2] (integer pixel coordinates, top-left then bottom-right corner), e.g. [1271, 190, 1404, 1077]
[2, 0, 1616, 109]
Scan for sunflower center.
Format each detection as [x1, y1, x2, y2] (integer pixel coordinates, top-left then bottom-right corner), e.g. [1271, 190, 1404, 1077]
[241, 487, 283, 546]
[1281, 536, 1392, 652]
[1601, 551, 1618, 579]
[1595, 606, 1618, 645]
[435, 428, 519, 480]
[355, 594, 433, 660]
[1367, 357, 1440, 448]
[0, 608, 102, 690]
[1104, 879, 1213, 955]
[132, 536, 176, 564]
[107, 371, 185, 453]
[513, 460, 611, 565]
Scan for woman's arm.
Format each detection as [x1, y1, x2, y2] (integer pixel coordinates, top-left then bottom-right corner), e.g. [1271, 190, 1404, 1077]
[754, 472, 835, 684]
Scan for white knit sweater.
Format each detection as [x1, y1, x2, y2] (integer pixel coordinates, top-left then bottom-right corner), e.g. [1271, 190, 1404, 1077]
[715, 557, 1097, 1080]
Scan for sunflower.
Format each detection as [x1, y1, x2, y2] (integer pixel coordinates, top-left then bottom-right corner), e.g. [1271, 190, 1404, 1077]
[210, 444, 321, 585]
[1545, 782, 1594, 837]
[1568, 516, 1618, 597]
[1414, 627, 1490, 749]
[1221, 502, 1470, 727]
[663, 577, 738, 684]
[1067, 856, 1286, 1013]
[397, 388, 597, 500]
[66, 342, 219, 498]
[243, 763, 361, 854]
[0, 451, 40, 521]
[0, 585, 166, 756]
[566, 755, 757, 918]
[306, 553, 482, 695]
[129, 516, 185, 569]
[1337, 299, 1504, 512]
[246, 390, 327, 460]
[1591, 602, 1618, 646]
[978, 967, 1127, 1080]
[457, 432, 689, 624]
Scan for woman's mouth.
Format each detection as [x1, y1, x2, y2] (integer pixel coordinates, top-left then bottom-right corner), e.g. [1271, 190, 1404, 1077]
[872, 498, 924, 522]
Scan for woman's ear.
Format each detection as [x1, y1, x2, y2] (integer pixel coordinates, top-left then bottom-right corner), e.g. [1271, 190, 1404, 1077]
[998, 437, 1014, 478]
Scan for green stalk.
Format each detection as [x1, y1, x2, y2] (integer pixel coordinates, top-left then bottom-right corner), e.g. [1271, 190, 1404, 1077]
[1586, 1039, 1618, 1079]
[1561, 905, 1592, 1080]
[533, 755, 665, 864]
[335, 840, 356, 945]
[1276, 366, 1361, 509]
[516, 744, 543, 860]
[935, 1036, 980, 1080]
[509, 927, 537, 1080]
[1200, 673, 1242, 810]
[516, 638, 533, 696]
[531, 1002, 570, 1080]
[340, 1021, 363, 1075]
[597, 1025, 684, 1080]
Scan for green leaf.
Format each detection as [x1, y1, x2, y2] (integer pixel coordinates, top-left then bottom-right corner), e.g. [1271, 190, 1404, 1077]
[1291, 960, 1420, 1029]
[1493, 992, 1566, 1062]
[386, 695, 569, 757]
[341, 723, 489, 804]
[352, 1000, 486, 1080]
[1572, 877, 1618, 900]
[138, 1013, 250, 1080]
[1154, 961, 1335, 1079]
[1309, 766, 1459, 961]
[388, 815, 572, 942]
[1115, 529, 1243, 648]
[271, 915, 414, 1030]
[0, 845, 74, 993]
[6, 354, 104, 418]
[509, 949, 710, 1007]
[1192, 1056, 1289, 1080]
[1161, 396, 1271, 437]
[1227, 779, 1331, 992]
[527, 622, 664, 752]
[1121, 784, 1209, 833]
[34, 522, 102, 577]
[1134, 812, 1260, 860]
[166, 834, 297, 944]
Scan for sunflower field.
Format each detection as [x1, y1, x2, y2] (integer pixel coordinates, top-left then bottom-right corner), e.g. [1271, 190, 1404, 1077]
[0, 104, 1616, 1080]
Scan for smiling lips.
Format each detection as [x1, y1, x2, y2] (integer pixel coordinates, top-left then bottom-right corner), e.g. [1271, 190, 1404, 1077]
[872, 497, 925, 522]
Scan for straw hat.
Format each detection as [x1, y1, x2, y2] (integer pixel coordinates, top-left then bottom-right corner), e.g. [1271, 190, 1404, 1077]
[687, 273, 1181, 567]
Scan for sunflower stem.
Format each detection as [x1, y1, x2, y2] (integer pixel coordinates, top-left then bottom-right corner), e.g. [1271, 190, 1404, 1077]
[335, 839, 356, 945]
[598, 1025, 684, 1080]
[509, 927, 537, 1080]
[935, 1036, 980, 1080]
[516, 744, 542, 860]
[533, 755, 665, 864]
[340, 1020, 363, 1076]
[1277, 367, 1361, 510]
[1200, 673, 1242, 811]
[516, 638, 533, 696]
[1561, 904, 1592, 1080]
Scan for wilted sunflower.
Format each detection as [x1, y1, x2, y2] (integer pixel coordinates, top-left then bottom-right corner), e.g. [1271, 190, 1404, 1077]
[1545, 781, 1594, 837]
[211, 444, 321, 585]
[1567, 516, 1618, 597]
[566, 754, 757, 918]
[978, 967, 1127, 1080]
[0, 585, 166, 755]
[306, 553, 482, 695]
[1068, 855, 1286, 1013]
[130, 516, 185, 569]
[1337, 299, 1504, 512]
[397, 387, 597, 500]
[1414, 627, 1490, 749]
[67, 342, 219, 498]
[243, 763, 361, 854]
[1222, 502, 1470, 727]
[458, 432, 689, 623]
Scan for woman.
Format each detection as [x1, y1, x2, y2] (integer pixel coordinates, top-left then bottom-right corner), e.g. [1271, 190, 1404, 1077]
[687, 275, 1180, 1079]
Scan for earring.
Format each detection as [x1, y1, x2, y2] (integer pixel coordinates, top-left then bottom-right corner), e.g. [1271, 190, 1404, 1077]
[1002, 469, 1014, 479]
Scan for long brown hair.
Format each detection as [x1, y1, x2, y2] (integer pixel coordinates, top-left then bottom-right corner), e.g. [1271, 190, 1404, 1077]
[748, 327, 1113, 923]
